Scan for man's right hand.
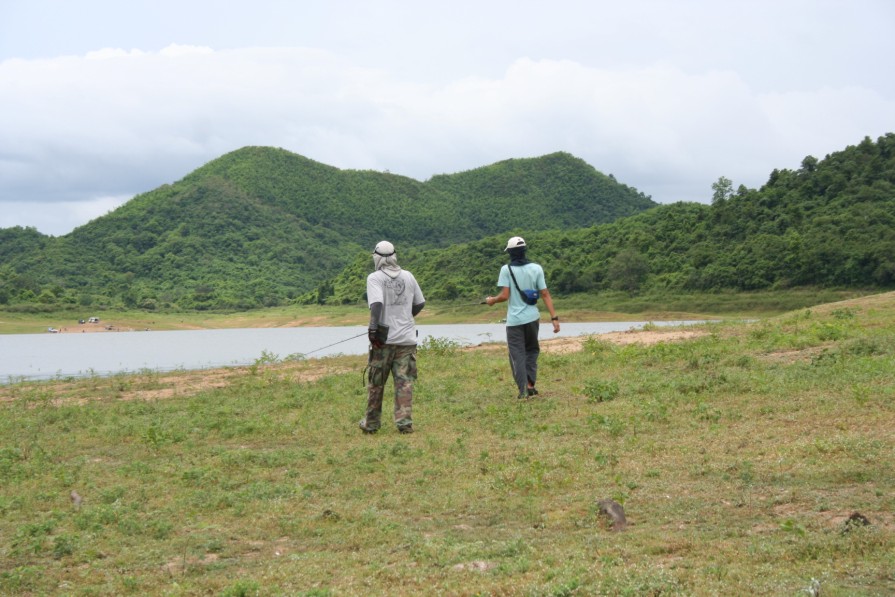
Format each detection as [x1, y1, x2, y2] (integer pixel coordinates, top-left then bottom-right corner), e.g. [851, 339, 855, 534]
[368, 327, 384, 348]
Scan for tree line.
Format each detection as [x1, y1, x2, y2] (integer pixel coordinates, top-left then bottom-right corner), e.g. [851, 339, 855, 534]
[306, 134, 895, 303]
[3, 135, 892, 311]
[0, 148, 654, 311]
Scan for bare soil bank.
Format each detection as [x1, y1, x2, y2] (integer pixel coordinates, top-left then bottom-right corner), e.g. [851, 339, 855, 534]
[0, 328, 706, 404]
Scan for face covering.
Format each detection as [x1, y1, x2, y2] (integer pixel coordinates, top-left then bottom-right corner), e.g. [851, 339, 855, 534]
[507, 247, 530, 266]
[374, 253, 402, 278]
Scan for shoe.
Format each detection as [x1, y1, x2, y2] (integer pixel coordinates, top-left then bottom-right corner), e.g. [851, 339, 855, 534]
[527, 387, 539, 396]
[517, 393, 528, 400]
[359, 419, 378, 434]
[398, 425, 414, 434]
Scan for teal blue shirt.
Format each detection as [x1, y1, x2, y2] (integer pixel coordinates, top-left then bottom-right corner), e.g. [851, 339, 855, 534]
[497, 263, 546, 326]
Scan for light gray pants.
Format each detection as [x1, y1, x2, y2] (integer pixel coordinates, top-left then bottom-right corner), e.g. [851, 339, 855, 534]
[506, 320, 540, 396]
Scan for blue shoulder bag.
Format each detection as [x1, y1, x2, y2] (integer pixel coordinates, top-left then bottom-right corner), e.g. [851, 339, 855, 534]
[508, 265, 540, 305]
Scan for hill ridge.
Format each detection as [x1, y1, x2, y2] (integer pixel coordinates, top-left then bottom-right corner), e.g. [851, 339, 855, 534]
[0, 147, 656, 310]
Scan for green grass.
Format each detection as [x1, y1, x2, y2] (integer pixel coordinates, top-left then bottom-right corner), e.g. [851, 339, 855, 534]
[0, 292, 893, 595]
[0, 287, 877, 335]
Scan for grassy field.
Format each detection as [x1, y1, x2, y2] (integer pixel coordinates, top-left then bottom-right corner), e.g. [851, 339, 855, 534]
[0, 288, 875, 335]
[0, 292, 892, 595]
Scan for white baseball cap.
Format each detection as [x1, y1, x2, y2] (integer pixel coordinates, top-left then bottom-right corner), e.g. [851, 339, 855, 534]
[504, 236, 526, 251]
[373, 240, 395, 256]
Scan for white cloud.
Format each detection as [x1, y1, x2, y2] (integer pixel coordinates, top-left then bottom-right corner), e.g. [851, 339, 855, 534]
[0, 196, 130, 237]
[1, 37, 893, 235]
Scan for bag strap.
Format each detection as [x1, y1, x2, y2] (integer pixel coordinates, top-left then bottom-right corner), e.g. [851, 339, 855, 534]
[507, 265, 526, 298]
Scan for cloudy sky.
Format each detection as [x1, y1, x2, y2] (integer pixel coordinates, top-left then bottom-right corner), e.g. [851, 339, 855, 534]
[1, 0, 893, 236]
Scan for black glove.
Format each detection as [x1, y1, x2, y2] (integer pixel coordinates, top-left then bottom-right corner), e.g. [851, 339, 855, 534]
[368, 326, 384, 348]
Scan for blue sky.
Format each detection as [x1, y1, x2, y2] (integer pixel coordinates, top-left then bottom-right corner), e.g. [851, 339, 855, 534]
[1, 0, 893, 235]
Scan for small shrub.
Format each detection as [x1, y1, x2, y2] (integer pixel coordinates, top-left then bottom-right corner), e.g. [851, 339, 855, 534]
[0, 566, 41, 593]
[814, 322, 845, 341]
[52, 534, 75, 559]
[584, 379, 619, 403]
[418, 336, 462, 356]
[253, 350, 281, 367]
[845, 337, 886, 357]
[582, 337, 614, 355]
[593, 451, 618, 467]
[221, 579, 261, 597]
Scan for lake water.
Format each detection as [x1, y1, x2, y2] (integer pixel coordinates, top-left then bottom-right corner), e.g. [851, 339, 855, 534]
[1, 321, 702, 383]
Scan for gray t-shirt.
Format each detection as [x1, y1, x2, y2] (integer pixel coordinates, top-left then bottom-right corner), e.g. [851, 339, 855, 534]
[366, 269, 425, 345]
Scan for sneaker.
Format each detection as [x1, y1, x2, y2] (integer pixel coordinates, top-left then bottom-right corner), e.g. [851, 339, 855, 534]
[398, 425, 414, 434]
[358, 419, 378, 434]
[527, 387, 539, 396]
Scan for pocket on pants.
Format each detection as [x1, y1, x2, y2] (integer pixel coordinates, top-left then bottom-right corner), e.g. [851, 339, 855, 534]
[407, 354, 418, 381]
[368, 364, 387, 386]
[394, 351, 418, 382]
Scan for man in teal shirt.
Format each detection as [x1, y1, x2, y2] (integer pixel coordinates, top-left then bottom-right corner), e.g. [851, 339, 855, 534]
[485, 236, 560, 398]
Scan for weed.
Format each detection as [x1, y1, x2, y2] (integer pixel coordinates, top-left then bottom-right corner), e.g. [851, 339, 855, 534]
[0, 566, 41, 593]
[418, 335, 462, 356]
[593, 451, 619, 467]
[256, 350, 281, 365]
[587, 413, 625, 437]
[221, 579, 262, 597]
[831, 307, 857, 320]
[780, 518, 807, 537]
[582, 336, 614, 355]
[583, 379, 619, 402]
[52, 534, 76, 559]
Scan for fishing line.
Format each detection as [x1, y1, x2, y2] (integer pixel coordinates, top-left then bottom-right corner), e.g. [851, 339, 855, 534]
[301, 331, 368, 357]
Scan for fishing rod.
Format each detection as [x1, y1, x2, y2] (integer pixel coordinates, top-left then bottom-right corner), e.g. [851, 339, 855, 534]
[301, 331, 368, 357]
[303, 299, 488, 357]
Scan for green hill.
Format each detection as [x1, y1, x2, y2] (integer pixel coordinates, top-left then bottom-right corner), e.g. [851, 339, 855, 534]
[0, 148, 655, 310]
[314, 134, 895, 302]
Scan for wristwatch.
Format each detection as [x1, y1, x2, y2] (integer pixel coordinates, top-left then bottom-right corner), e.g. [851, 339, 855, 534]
[551, 316, 559, 321]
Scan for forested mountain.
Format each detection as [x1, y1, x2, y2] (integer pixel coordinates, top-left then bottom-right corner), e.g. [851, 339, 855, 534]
[313, 134, 895, 302]
[0, 148, 654, 310]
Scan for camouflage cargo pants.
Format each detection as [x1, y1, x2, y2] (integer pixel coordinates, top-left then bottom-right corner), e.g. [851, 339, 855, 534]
[363, 344, 418, 431]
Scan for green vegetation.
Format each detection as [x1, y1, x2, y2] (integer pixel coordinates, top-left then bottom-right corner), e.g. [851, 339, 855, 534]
[0, 287, 873, 336]
[2, 134, 893, 314]
[0, 149, 653, 311]
[312, 134, 895, 303]
[1, 292, 892, 594]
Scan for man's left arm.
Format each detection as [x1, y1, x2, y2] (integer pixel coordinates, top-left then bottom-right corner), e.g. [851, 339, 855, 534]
[368, 302, 385, 347]
[410, 273, 425, 317]
[540, 288, 560, 334]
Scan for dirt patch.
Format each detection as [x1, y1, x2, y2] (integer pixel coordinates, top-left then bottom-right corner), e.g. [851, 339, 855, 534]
[1, 329, 705, 405]
[0, 359, 356, 404]
[549, 329, 706, 351]
[471, 329, 707, 355]
[452, 560, 497, 572]
[115, 360, 356, 402]
[758, 345, 831, 365]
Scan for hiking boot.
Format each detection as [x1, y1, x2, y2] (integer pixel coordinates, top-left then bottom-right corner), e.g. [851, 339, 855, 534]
[359, 419, 378, 434]
[398, 425, 414, 434]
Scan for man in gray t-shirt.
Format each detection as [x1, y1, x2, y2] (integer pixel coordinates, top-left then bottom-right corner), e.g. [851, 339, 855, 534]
[360, 241, 425, 434]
